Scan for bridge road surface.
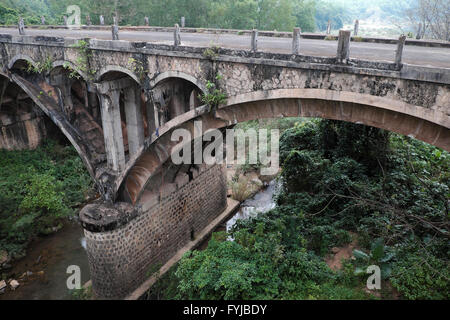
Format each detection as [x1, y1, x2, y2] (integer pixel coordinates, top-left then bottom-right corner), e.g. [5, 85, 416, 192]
[1, 28, 449, 68]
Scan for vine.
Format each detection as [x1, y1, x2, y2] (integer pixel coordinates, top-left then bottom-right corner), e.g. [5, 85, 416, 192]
[199, 73, 227, 112]
[26, 57, 53, 74]
[202, 43, 220, 59]
[65, 39, 96, 81]
[127, 57, 145, 81]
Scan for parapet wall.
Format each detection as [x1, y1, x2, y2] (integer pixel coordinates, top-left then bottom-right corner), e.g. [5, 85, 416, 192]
[0, 25, 448, 48]
[81, 163, 227, 298]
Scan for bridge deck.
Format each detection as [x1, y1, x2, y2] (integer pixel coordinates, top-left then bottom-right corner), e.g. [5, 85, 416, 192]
[1, 28, 449, 69]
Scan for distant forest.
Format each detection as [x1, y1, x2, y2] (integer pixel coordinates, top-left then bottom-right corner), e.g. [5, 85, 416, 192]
[0, 0, 416, 33]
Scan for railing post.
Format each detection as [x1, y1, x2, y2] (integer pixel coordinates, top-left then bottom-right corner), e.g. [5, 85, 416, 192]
[337, 29, 351, 63]
[251, 29, 258, 52]
[354, 19, 359, 36]
[181, 17, 185, 28]
[100, 15, 105, 26]
[112, 16, 119, 40]
[86, 15, 91, 26]
[63, 15, 68, 26]
[144, 17, 149, 26]
[395, 35, 407, 68]
[326, 20, 331, 35]
[174, 24, 181, 46]
[41, 16, 45, 25]
[18, 18, 25, 35]
[292, 27, 301, 55]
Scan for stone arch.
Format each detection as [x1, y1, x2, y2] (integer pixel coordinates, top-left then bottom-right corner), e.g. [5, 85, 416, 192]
[52, 60, 89, 81]
[8, 73, 97, 180]
[117, 88, 449, 205]
[95, 68, 151, 174]
[150, 71, 206, 93]
[8, 54, 38, 70]
[150, 72, 205, 128]
[96, 65, 141, 84]
[223, 89, 449, 129]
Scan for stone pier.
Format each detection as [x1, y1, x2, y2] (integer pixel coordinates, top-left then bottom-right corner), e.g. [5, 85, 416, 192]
[80, 163, 227, 298]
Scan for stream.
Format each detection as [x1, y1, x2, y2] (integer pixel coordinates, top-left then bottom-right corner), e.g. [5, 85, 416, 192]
[0, 180, 279, 300]
[0, 221, 90, 300]
[226, 180, 279, 234]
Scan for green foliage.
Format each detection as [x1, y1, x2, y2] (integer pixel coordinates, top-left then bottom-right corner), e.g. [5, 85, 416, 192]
[166, 119, 449, 300]
[0, 139, 93, 259]
[70, 285, 93, 300]
[26, 57, 53, 74]
[175, 234, 352, 300]
[68, 39, 95, 80]
[314, 0, 347, 32]
[353, 238, 395, 279]
[202, 45, 220, 59]
[199, 74, 227, 112]
[294, 0, 316, 32]
[390, 243, 450, 300]
[127, 57, 145, 80]
[0, 0, 316, 32]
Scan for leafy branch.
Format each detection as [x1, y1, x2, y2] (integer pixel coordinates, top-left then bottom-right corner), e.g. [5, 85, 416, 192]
[199, 74, 227, 112]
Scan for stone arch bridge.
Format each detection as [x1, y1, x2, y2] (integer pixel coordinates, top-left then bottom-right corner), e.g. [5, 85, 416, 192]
[0, 32, 449, 298]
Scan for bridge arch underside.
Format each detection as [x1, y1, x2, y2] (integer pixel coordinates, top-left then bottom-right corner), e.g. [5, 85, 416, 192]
[2, 59, 103, 181]
[0, 73, 57, 150]
[121, 91, 449, 206]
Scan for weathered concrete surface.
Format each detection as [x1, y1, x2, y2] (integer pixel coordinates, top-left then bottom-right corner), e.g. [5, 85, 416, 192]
[0, 31, 448, 300]
[1, 33, 448, 204]
[0, 27, 449, 67]
[125, 197, 240, 300]
[80, 163, 227, 298]
[0, 106, 49, 150]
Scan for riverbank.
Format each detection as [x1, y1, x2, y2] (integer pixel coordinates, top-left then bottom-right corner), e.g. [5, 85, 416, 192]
[0, 220, 90, 300]
[0, 139, 95, 299]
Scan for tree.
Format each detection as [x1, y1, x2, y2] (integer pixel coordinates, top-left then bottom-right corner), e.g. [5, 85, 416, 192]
[314, 0, 347, 32]
[293, 0, 316, 32]
[406, 0, 450, 41]
[256, 0, 296, 31]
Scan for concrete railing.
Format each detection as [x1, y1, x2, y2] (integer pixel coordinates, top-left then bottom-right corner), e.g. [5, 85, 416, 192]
[0, 24, 449, 48]
[1, 33, 449, 85]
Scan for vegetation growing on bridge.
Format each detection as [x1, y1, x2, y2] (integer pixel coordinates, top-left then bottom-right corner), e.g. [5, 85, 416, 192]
[148, 119, 449, 300]
[200, 74, 227, 112]
[26, 57, 53, 75]
[64, 40, 96, 81]
[0, 139, 94, 261]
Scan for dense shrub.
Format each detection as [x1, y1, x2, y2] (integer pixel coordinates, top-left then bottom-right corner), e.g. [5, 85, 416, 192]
[168, 119, 449, 300]
[0, 140, 93, 259]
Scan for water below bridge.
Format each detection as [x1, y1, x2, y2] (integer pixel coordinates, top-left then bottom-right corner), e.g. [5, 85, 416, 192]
[0, 180, 279, 300]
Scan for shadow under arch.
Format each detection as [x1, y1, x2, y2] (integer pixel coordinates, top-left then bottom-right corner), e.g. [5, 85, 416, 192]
[7, 54, 38, 71]
[96, 65, 142, 84]
[7, 72, 98, 181]
[117, 88, 450, 206]
[150, 71, 207, 94]
[51, 60, 90, 82]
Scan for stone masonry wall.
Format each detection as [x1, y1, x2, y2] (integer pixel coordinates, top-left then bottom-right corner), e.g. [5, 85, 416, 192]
[83, 163, 227, 298]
